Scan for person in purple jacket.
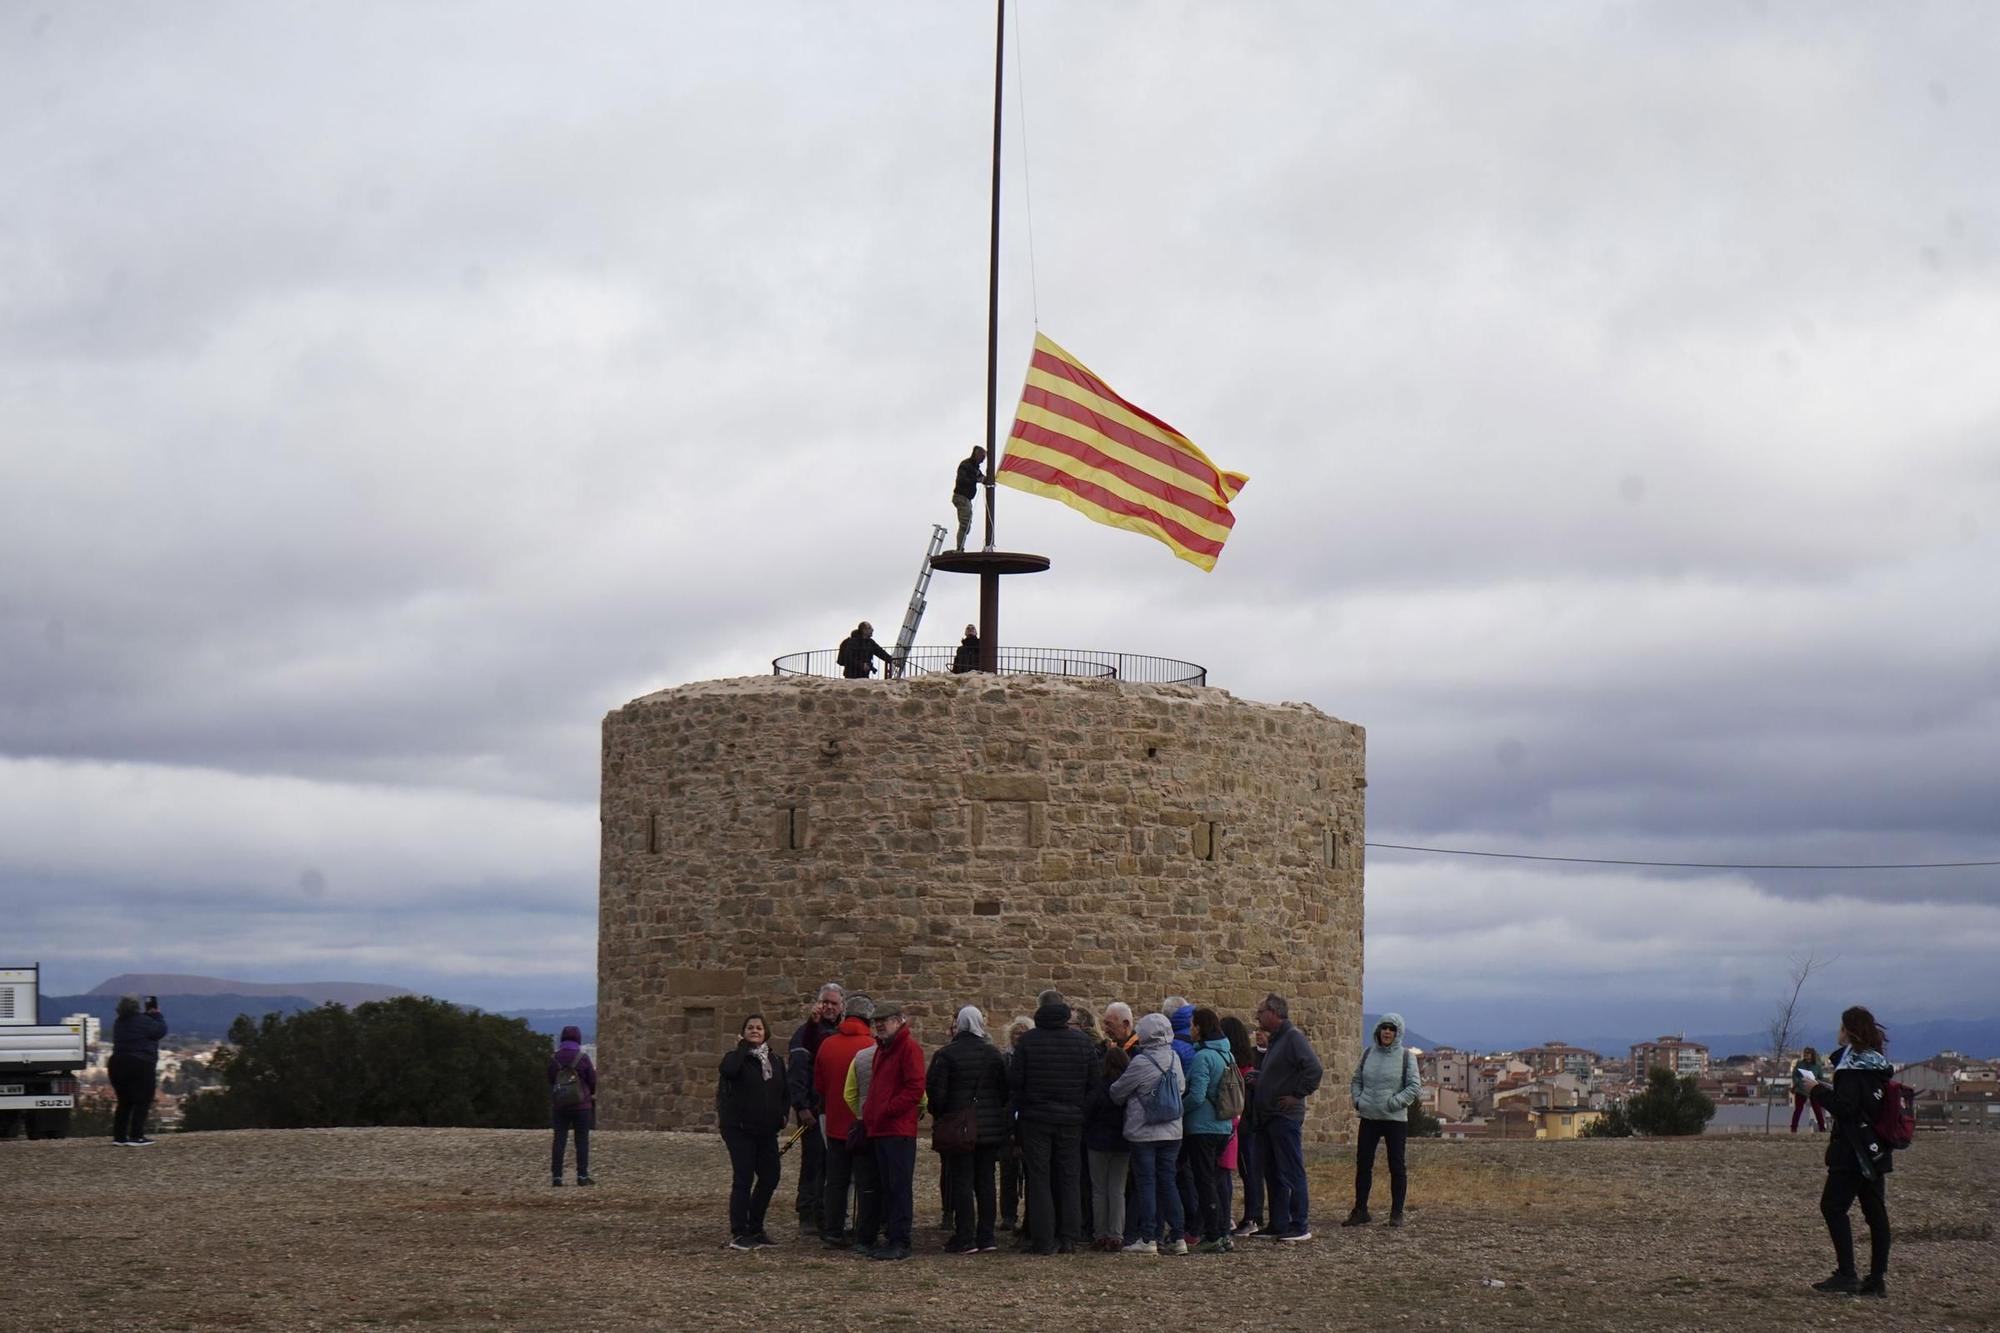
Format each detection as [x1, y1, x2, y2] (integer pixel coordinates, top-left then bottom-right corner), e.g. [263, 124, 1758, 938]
[548, 1025, 597, 1186]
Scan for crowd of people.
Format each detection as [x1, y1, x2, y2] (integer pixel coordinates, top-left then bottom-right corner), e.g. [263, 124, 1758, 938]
[550, 992, 1900, 1295]
[706, 982, 1372, 1260]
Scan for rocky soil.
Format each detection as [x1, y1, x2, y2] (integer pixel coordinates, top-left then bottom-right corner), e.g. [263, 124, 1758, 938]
[4, 1128, 1995, 1331]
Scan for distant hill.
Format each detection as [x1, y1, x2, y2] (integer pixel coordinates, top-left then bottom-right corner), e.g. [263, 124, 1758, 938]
[1362, 1013, 1443, 1051]
[90, 973, 411, 1006]
[499, 1006, 595, 1042]
[46, 992, 325, 1038]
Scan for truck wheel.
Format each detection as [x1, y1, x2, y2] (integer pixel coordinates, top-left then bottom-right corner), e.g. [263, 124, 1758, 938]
[36, 1109, 72, 1140]
[0, 1110, 21, 1139]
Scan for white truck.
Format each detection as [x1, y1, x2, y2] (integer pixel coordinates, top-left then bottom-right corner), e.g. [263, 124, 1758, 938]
[0, 964, 90, 1140]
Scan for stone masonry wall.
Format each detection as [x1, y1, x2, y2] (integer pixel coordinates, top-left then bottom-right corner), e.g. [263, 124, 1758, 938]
[598, 673, 1366, 1145]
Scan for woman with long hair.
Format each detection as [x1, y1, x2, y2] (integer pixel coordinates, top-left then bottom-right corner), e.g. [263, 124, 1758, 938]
[1790, 1045, 1827, 1133]
[1804, 1006, 1893, 1298]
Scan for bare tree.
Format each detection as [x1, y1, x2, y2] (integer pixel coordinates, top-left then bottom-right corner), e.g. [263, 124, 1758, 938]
[1763, 949, 1830, 1134]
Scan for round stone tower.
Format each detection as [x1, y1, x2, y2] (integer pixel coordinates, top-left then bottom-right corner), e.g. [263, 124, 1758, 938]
[597, 671, 1366, 1144]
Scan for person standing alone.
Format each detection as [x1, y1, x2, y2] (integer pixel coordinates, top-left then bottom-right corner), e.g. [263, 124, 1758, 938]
[109, 995, 167, 1146]
[1345, 1014, 1421, 1228]
[548, 1024, 597, 1187]
[1805, 1007, 1896, 1298]
[951, 446, 986, 552]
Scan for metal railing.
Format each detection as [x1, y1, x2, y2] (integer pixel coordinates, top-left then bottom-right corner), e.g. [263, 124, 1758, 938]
[771, 646, 1206, 686]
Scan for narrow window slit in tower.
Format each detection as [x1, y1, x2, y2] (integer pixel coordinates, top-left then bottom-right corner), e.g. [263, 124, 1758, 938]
[973, 899, 1002, 916]
[647, 810, 659, 855]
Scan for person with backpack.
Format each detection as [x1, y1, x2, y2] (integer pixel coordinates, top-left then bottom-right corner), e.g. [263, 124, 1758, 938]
[1109, 1012, 1188, 1255]
[1252, 993, 1323, 1243]
[836, 621, 894, 679]
[1183, 1007, 1241, 1253]
[1804, 1006, 1898, 1298]
[1344, 1014, 1422, 1228]
[717, 1015, 788, 1249]
[926, 1005, 1010, 1254]
[1791, 1046, 1829, 1133]
[547, 1024, 596, 1188]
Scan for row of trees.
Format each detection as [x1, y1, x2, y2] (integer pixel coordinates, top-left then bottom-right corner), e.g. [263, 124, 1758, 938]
[181, 995, 551, 1131]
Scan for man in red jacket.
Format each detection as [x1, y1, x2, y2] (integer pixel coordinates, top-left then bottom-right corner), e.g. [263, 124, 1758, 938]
[862, 1003, 927, 1261]
[812, 994, 878, 1247]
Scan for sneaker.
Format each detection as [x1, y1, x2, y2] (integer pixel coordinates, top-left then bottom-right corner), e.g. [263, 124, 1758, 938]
[1195, 1238, 1228, 1254]
[868, 1243, 912, 1261]
[1165, 1238, 1189, 1255]
[1219, 1236, 1236, 1253]
[943, 1239, 974, 1254]
[1811, 1271, 1859, 1295]
[821, 1231, 851, 1249]
[1341, 1208, 1370, 1227]
[1119, 1240, 1158, 1255]
[112, 1139, 130, 1146]
[973, 1243, 1000, 1254]
[128, 1137, 155, 1147]
[577, 1175, 594, 1187]
[728, 1236, 755, 1251]
[749, 1231, 776, 1249]
[1278, 1229, 1314, 1243]
[1231, 1219, 1261, 1237]
[1856, 1276, 1888, 1299]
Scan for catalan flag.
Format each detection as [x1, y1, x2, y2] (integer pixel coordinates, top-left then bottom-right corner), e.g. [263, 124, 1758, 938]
[997, 333, 1247, 571]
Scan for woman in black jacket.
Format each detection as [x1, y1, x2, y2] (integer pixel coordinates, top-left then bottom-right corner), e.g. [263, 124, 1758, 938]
[1804, 1006, 1894, 1298]
[926, 1005, 1011, 1253]
[717, 1014, 790, 1249]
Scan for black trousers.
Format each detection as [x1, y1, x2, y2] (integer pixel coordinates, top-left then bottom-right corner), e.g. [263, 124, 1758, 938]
[1000, 1143, 1021, 1225]
[1821, 1169, 1890, 1278]
[721, 1127, 780, 1238]
[1186, 1132, 1231, 1241]
[1175, 1149, 1199, 1238]
[944, 1144, 1001, 1248]
[109, 1054, 156, 1141]
[820, 1134, 856, 1238]
[849, 1135, 882, 1245]
[794, 1118, 824, 1224]
[1021, 1120, 1083, 1247]
[1355, 1117, 1408, 1213]
[550, 1106, 592, 1178]
[874, 1135, 917, 1248]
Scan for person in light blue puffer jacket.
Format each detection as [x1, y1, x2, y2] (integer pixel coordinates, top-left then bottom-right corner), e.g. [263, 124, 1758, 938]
[1344, 1013, 1422, 1228]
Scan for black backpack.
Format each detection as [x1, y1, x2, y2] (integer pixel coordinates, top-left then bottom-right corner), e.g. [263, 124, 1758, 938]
[552, 1053, 586, 1109]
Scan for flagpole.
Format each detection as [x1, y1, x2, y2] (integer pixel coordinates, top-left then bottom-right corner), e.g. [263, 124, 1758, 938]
[932, 0, 1047, 667]
[978, 0, 1006, 670]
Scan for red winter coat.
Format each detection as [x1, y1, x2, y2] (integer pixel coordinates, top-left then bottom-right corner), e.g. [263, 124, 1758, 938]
[814, 1017, 876, 1141]
[863, 1025, 927, 1139]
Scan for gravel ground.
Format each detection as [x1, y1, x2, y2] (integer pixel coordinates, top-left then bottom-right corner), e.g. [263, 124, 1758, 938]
[4, 1127, 1995, 1331]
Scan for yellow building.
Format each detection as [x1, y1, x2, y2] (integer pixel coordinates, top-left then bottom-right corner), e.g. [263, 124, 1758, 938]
[1532, 1106, 1602, 1140]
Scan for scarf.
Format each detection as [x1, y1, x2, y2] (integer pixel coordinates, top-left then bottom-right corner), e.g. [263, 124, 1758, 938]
[750, 1041, 773, 1079]
[955, 1005, 989, 1039]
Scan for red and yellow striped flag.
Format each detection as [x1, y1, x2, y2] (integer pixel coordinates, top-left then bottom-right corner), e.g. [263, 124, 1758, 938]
[997, 334, 1247, 571]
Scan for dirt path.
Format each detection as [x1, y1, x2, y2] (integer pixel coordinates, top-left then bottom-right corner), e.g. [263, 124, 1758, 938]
[5, 1128, 1994, 1331]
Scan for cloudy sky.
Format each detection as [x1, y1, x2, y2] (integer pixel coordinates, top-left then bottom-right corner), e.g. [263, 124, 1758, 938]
[5, 3, 1997, 1044]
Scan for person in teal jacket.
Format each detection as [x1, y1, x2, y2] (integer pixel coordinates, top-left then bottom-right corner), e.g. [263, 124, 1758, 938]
[1182, 1007, 1238, 1251]
[1344, 1013, 1422, 1228]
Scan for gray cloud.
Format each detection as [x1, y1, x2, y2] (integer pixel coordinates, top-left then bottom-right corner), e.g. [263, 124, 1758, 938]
[4, 3, 1998, 1034]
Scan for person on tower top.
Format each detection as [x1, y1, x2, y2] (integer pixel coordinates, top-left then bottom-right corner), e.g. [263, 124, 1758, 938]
[952, 446, 987, 553]
[836, 622, 894, 679]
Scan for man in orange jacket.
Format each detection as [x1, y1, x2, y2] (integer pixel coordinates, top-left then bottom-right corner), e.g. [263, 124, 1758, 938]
[813, 994, 878, 1247]
[861, 1003, 927, 1261]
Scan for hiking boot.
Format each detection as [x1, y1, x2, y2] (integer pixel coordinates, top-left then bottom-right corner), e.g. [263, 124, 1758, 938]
[1119, 1240, 1157, 1255]
[1165, 1238, 1189, 1255]
[1811, 1271, 1860, 1295]
[868, 1243, 911, 1261]
[577, 1175, 594, 1187]
[1195, 1238, 1228, 1254]
[1389, 1209, 1406, 1228]
[1856, 1276, 1888, 1299]
[1341, 1207, 1371, 1227]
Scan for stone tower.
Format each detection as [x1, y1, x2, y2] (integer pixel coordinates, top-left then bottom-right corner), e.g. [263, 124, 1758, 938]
[597, 671, 1366, 1144]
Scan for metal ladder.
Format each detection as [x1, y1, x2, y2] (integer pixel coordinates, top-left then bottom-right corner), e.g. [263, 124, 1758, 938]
[889, 525, 948, 678]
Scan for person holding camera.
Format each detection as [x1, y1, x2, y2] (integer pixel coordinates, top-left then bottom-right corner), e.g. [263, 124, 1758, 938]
[109, 995, 168, 1146]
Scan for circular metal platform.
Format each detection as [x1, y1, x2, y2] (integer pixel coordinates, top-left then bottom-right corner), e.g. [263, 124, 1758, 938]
[928, 550, 1051, 576]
